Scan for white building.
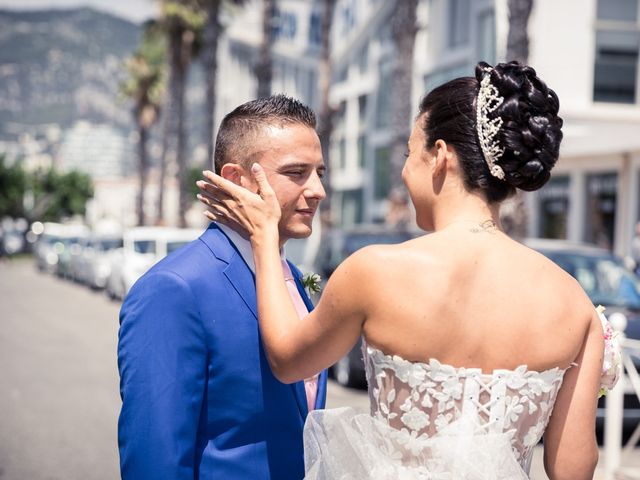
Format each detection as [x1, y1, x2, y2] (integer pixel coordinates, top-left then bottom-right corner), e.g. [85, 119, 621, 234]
[218, 0, 640, 256]
[56, 120, 133, 178]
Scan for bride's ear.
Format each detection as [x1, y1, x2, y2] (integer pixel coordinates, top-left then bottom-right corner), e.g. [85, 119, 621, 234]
[432, 139, 450, 178]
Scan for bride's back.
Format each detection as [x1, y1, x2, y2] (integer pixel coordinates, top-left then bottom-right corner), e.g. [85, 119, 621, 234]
[361, 228, 592, 374]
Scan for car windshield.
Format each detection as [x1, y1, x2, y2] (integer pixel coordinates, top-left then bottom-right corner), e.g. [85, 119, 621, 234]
[545, 251, 640, 309]
[98, 239, 123, 251]
[166, 241, 188, 254]
[134, 240, 156, 254]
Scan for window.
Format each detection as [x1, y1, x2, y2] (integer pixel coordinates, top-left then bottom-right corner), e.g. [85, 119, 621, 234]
[341, 189, 364, 227]
[357, 135, 366, 168]
[375, 67, 391, 128]
[358, 44, 369, 73]
[358, 94, 368, 124]
[448, 0, 470, 48]
[593, 30, 639, 103]
[538, 176, 570, 239]
[585, 173, 618, 249]
[374, 146, 391, 200]
[593, 0, 640, 103]
[597, 0, 638, 21]
[424, 63, 470, 95]
[339, 138, 346, 170]
[309, 11, 322, 47]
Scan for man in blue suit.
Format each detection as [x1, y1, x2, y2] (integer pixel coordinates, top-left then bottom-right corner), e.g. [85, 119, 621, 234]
[118, 95, 328, 479]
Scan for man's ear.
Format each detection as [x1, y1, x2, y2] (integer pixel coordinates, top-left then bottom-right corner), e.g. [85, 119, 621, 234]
[220, 163, 244, 185]
[220, 163, 258, 192]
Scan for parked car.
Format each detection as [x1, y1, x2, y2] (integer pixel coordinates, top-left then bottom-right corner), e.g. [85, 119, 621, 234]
[317, 226, 423, 388]
[56, 234, 88, 280]
[34, 223, 89, 274]
[524, 238, 640, 429]
[73, 234, 123, 289]
[327, 235, 640, 398]
[106, 227, 201, 300]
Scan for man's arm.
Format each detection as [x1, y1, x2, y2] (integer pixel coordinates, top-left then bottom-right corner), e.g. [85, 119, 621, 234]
[118, 270, 208, 480]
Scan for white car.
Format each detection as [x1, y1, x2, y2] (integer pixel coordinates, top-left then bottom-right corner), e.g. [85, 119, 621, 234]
[106, 227, 201, 300]
[80, 235, 124, 289]
[34, 222, 90, 274]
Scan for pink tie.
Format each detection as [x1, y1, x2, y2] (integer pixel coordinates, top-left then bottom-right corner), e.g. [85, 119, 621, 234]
[281, 259, 318, 412]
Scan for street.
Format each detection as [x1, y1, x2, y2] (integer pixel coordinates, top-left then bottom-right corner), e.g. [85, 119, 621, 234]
[2, 258, 636, 480]
[0, 259, 368, 480]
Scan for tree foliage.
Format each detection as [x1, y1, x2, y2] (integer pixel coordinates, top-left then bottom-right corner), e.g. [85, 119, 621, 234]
[0, 155, 94, 222]
[0, 155, 27, 218]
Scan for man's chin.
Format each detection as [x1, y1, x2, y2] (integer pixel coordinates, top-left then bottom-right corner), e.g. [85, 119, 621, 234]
[281, 225, 313, 240]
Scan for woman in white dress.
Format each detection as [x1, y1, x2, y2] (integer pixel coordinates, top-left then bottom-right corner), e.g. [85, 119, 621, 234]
[197, 62, 619, 479]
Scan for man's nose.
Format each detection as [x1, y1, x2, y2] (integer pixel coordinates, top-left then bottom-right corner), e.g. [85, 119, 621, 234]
[304, 171, 326, 200]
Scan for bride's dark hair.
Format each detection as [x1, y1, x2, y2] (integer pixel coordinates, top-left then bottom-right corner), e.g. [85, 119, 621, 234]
[418, 61, 563, 203]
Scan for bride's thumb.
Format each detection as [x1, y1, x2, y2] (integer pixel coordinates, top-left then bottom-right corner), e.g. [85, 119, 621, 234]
[251, 163, 273, 196]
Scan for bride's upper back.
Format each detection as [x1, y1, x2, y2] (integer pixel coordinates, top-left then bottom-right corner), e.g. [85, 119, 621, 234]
[360, 228, 592, 374]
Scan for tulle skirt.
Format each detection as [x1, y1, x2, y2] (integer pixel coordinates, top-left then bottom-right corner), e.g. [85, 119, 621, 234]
[303, 407, 529, 480]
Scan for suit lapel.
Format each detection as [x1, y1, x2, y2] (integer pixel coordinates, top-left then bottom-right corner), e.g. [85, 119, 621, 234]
[204, 228, 323, 418]
[287, 261, 330, 413]
[223, 256, 257, 319]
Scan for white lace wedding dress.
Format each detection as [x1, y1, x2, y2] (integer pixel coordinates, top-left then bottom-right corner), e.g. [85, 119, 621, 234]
[303, 339, 588, 479]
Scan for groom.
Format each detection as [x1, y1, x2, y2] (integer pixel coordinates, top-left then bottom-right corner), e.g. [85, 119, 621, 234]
[117, 95, 328, 479]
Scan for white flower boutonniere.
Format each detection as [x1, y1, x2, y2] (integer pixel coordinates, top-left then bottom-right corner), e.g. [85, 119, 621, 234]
[301, 272, 322, 296]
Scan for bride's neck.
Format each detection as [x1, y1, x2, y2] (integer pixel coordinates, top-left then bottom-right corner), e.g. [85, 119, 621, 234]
[431, 191, 501, 232]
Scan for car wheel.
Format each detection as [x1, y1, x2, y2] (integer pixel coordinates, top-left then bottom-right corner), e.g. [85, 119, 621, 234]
[334, 356, 356, 388]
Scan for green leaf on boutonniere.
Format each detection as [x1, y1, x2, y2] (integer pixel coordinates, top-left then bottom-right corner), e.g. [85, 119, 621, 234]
[302, 272, 322, 296]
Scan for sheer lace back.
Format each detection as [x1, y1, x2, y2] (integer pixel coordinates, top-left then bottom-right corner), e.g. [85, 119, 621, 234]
[363, 341, 567, 473]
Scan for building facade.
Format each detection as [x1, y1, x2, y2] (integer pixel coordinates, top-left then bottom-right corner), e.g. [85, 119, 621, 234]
[219, 0, 640, 256]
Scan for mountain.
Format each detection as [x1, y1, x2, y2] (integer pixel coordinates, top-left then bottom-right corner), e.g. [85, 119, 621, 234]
[0, 8, 142, 138]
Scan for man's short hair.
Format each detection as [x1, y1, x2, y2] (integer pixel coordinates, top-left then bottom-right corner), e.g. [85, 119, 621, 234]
[214, 94, 317, 174]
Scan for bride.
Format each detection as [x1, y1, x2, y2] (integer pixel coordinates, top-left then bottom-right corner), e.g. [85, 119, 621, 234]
[197, 62, 620, 479]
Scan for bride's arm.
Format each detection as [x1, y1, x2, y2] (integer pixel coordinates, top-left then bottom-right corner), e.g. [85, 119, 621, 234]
[199, 167, 367, 383]
[543, 308, 603, 480]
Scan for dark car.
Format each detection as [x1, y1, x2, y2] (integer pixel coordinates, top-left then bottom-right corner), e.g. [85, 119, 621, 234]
[525, 239, 640, 343]
[524, 238, 640, 428]
[317, 226, 423, 388]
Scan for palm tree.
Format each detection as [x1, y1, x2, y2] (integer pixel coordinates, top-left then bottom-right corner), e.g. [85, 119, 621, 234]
[506, 0, 533, 63]
[503, 0, 534, 238]
[121, 21, 165, 226]
[255, 0, 276, 98]
[158, 1, 205, 227]
[317, 0, 336, 218]
[388, 0, 418, 217]
[200, 0, 246, 171]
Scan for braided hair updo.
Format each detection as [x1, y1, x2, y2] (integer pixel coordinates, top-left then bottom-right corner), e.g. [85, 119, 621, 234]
[419, 61, 563, 203]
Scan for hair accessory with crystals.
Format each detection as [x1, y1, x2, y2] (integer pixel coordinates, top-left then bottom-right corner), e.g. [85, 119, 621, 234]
[476, 67, 506, 180]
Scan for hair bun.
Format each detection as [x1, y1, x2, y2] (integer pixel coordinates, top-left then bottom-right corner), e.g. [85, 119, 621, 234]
[476, 61, 563, 191]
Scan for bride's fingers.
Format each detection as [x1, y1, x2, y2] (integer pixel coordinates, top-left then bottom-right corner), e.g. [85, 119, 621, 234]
[202, 170, 246, 199]
[250, 163, 276, 200]
[196, 179, 233, 201]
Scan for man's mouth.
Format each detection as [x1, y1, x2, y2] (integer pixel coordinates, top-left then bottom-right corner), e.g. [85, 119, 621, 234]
[296, 208, 315, 216]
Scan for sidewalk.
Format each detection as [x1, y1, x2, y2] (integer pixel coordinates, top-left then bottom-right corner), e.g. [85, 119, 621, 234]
[530, 446, 640, 479]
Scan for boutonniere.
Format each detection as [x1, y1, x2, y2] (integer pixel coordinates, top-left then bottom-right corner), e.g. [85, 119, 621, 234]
[301, 272, 322, 296]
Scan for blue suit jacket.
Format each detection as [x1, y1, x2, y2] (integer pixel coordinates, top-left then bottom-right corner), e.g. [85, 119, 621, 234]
[118, 223, 328, 479]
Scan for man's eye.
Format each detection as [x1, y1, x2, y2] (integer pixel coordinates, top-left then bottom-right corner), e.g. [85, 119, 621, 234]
[404, 152, 410, 158]
[286, 170, 304, 177]
[317, 171, 325, 179]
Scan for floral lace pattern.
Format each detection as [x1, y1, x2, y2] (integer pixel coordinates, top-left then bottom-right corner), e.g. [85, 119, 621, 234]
[363, 342, 567, 474]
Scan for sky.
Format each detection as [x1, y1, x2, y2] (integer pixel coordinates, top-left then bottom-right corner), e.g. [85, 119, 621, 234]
[0, 0, 158, 23]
